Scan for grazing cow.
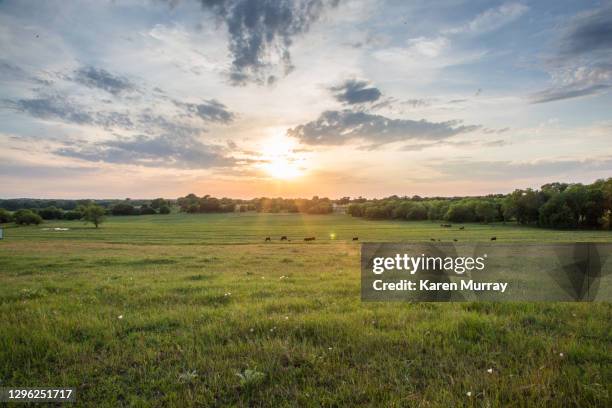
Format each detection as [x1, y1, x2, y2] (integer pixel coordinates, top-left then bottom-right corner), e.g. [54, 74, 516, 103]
[265, 237, 271, 242]
[280, 236, 288, 241]
[491, 237, 497, 241]
[453, 239, 458, 242]
[304, 237, 315, 241]
[430, 238, 436, 242]
[352, 237, 359, 241]
[459, 226, 465, 230]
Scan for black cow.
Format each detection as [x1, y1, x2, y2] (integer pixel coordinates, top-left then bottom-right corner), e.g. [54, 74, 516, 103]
[265, 237, 271, 242]
[352, 237, 359, 241]
[430, 238, 436, 242]
[459, 226, 465, 230]
[304, 237, 315, 241]
[280, 236, 288, 241]
[491, 237, 497, 241]
[453, 239, 458, 242]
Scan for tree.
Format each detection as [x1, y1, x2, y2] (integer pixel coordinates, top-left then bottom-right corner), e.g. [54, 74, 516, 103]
[13, 209, 42, 225]
[475, 201, 498, 223]
[151, 198, 168, 209]
[63, 210, 83, 220]
[37, 206, 64, 220]
[0, 208, 12, 223]
[139, 205, 156, 215]
[539, 194, 575, 228]
[82, 204, 106, 228]
[159, 205, 171, 214]
[111, 203, 135, 216]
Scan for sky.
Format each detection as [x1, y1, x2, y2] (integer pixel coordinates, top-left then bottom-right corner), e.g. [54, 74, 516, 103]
[0, 0, 611, 199]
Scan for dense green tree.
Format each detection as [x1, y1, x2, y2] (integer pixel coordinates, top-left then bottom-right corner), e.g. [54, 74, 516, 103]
[13, 209, 42, 225]
[82, 204, 106, 228]
[539, 194, 575, 228]
[37, 206, 64, 220]
[139, 205, 157, 215]
[474, 201, 498, 223]
[63, 210, 83, 220]
[111, 203, 136, 216]
[0, 208, 12, 223]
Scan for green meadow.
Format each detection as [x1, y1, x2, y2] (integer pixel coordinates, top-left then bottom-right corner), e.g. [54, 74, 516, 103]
[0, 213, 610, 407]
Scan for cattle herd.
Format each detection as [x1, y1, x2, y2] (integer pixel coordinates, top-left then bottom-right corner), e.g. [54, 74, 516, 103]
[263, 225, 499, 242]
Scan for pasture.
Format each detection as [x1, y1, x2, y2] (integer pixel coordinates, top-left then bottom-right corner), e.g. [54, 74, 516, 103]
[0, 213, 610, 406]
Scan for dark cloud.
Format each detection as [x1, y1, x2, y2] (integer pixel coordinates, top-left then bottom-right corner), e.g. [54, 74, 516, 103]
[530, 83, 611, 104]
[531, 7, 612, 103]
[287, 110, 480, 147]
[55, 134, 235, 169]
[330, 79, 382, 105]
[197, 0, 338, 85]
[560, 7, 612, 57]
[10, 96, 95, 124]
[9, 92, 233, 133]
[8, 95, 135, 129]
[179, 99, 236, 123]
[73, 66, 135, 95]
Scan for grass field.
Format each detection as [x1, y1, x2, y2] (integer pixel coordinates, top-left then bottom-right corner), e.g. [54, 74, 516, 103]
[0, 213, 610, 407]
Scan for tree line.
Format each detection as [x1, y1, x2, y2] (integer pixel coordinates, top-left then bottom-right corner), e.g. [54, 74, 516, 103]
[346, 178, 612, 229]
[176, 194, 333, 214]
[0, 198, 173, 226]
[2, 178, 611, 229]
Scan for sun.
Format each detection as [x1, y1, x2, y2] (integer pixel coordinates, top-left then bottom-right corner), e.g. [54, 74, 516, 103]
[259, 135, 306, 180]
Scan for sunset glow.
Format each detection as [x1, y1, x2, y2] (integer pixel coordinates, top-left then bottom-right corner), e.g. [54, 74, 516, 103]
[259, 136, 306, 180]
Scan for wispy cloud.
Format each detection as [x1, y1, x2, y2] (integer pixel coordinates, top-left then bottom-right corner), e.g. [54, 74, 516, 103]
[72, 66, 136, 95]
[530, 6, 612, 103]
[55, 134, 235, 169]
[444, 2, 529, 35]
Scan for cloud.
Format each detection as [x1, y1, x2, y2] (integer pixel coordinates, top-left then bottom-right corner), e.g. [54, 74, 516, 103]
[196, 0, 339, 85]
[178, 99, 236, 123]
[530, 7, 612, 103]
[445, 2, 529, 35]
[287, 110, 480, 147]
[560, 7, 612, 57]
[530, 83, 611, 104]
[73, 66, 136, 95]
[330, 79, 382, 105]
[9, 96, 95, 125]
[55, 134, 235, 169]
[7, 95, 137, 129]
[9, 91, 233, 132]
[0, 161, 99, 178]
[429, 156, 612, 180]
[401, 99, 430, 108]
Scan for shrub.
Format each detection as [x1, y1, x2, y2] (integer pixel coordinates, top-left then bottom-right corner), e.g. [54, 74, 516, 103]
[37, 206, 64, 220]
[0, 208, 12, 223]
[139, 205, 156, 215]
[159, 205, 171, 214]
[111, 203, 135, 216]
[63, 210, 83, 220]
[13, 209, 43, 225]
